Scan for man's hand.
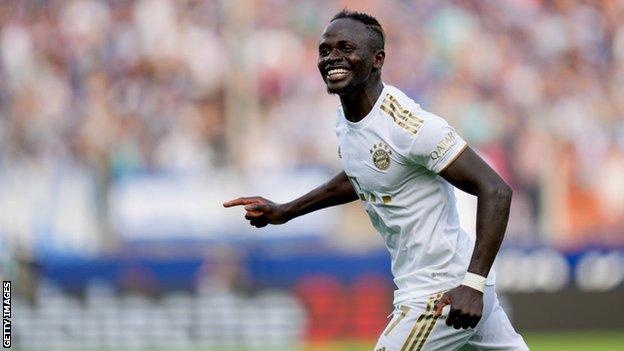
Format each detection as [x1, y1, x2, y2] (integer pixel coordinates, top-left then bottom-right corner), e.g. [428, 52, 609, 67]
[223, 197, 291, 228]
[224, 172, 357, 228]
[433, 285, 483, 329]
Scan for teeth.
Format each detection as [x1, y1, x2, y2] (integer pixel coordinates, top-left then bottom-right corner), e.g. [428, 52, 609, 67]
[327, 68, 349, 75]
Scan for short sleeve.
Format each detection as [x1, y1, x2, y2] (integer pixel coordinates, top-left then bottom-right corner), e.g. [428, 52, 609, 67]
[409, 116, 468, 173]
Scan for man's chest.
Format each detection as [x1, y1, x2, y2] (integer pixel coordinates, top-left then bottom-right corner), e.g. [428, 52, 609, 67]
[337, 132, 416, 203]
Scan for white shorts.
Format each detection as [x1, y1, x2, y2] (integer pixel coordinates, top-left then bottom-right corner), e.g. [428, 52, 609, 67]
[374, 286, 528, 351]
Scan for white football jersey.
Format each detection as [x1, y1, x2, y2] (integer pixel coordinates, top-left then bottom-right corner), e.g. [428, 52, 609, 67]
[335, 84, 495, 305]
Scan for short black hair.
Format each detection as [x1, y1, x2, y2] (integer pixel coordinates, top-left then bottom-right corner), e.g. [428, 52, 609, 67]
[331, 10, 385, 50]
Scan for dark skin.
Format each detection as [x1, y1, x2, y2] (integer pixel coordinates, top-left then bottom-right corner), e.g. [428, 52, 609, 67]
[224, 18, 512, 330]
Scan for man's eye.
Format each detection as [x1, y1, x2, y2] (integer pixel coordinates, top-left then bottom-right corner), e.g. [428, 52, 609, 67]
[341, 46, 354, 53]
[319, 49, 330, 56]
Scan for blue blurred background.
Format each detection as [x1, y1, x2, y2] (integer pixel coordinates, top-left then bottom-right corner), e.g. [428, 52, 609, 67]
[0, 0, 623, 349]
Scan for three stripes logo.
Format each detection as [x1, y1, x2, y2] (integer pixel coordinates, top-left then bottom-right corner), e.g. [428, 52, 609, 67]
[399, 292, 444, 351]
[383, 305, 410, 336]
[380, 94, 424, 136]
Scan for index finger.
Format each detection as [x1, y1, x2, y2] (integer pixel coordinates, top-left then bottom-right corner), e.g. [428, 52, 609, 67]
[434, 294, 451, 317]
[223, 197, 261, 208]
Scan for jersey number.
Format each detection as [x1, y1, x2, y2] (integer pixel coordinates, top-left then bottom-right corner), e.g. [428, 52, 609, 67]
[347, 176, 391, 204]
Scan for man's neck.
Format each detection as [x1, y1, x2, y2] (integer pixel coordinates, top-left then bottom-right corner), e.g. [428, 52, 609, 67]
[339, 77, 383, 123]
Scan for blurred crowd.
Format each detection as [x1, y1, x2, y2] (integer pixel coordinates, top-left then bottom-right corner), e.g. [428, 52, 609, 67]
[1, 0, 623, 249]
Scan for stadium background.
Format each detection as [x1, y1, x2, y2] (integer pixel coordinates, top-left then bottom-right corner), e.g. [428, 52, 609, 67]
[0, 0, 623, 349]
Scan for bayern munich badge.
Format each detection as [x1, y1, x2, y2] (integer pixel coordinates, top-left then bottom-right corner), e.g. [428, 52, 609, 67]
[370, 142, 392, 170]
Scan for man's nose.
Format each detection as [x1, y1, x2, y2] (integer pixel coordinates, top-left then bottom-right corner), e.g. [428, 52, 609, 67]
[326, 48, 342, 62]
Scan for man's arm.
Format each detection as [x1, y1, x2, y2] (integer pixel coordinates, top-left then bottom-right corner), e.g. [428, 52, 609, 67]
[223, 171, 358, 227]
[441, 146, 512, 278]
[433, 146, 513, 329]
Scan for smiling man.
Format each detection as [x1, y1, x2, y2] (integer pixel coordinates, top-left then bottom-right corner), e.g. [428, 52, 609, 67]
[224, 10, 528, 351]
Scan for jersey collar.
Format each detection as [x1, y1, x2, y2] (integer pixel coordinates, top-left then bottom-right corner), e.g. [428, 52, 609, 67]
[341, 83, 387, 130]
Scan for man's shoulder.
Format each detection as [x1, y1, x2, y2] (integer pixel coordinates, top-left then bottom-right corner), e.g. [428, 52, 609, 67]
[378, 85, 438, 139]
[376, 85, 462, 159]
[383, 84, 416, 108]
[383, 85, 455, 129]
[382, 85, 441, 122]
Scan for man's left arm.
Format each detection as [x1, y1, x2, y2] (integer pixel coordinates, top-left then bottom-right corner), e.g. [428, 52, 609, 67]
[433, 146, 513, 329]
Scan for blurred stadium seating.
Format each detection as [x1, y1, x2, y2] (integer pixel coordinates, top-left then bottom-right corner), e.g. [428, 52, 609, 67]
[0, 0, 623, 349]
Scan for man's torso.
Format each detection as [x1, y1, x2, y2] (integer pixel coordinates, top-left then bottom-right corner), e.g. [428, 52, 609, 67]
[335, 84, 492, 304]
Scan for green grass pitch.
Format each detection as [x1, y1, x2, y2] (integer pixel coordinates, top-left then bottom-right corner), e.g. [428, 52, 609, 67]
[22, 330, 624, 351]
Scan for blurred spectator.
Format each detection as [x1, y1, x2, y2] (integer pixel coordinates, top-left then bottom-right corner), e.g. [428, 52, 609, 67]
[0, 0, 623, 252]
[196, 245, 252, 294]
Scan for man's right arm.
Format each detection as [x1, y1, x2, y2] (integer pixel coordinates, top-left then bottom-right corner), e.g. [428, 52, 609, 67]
[223, 171, 358, 228]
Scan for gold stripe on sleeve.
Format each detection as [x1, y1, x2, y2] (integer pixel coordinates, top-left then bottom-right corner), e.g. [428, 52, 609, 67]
[380, 94, 424, 135]
[386, 95, 424, 125]
[380, 104, 420, 135]
[382, 99, 423, 128]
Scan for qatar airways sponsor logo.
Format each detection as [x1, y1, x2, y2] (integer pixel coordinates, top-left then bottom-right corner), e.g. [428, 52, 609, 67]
[430, 132, 458, 160]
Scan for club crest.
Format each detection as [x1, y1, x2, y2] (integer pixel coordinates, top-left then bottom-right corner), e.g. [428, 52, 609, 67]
[370, 142, 392, 170]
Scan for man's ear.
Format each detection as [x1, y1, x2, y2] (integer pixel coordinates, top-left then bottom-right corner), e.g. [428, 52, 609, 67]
[373, 50, 385, 70]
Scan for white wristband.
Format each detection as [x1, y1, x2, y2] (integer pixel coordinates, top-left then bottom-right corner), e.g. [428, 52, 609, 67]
[461, 272, 487, 292]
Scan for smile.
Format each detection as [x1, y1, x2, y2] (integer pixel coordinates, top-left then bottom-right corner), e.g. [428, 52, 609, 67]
[326, 68, 350, 81]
